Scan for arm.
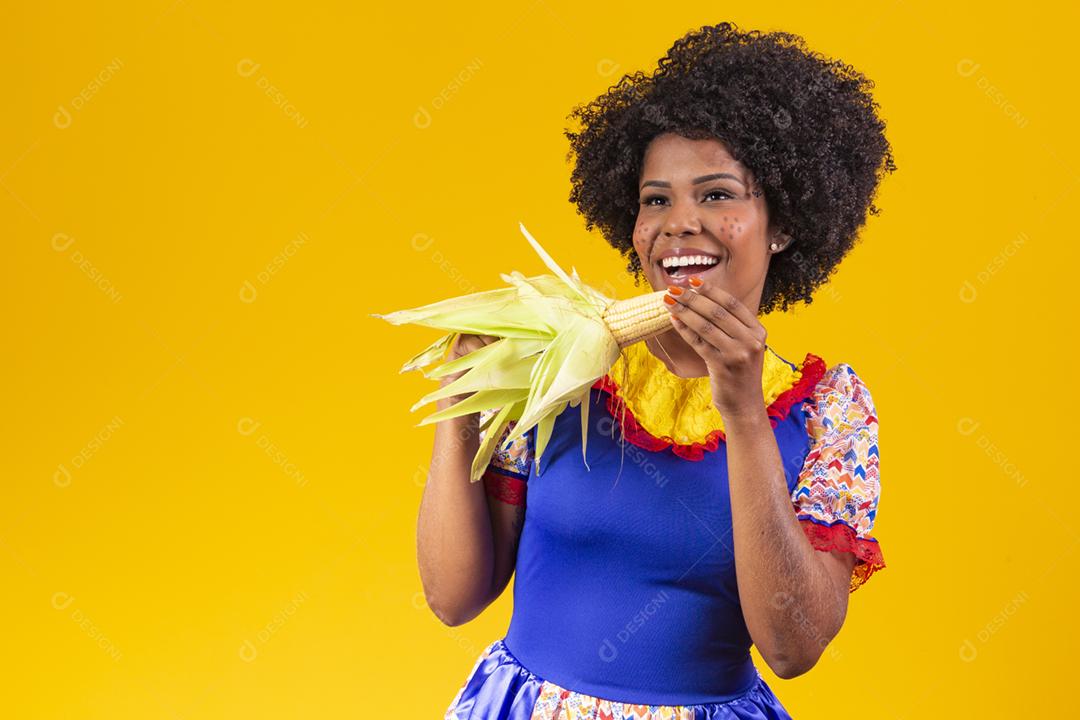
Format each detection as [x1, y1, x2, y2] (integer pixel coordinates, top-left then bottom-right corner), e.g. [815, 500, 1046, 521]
[661, 280, 867, 679]
[487, 487, 526, 601]
[416, 339, 525, 626]
[725, 407, 854, 679]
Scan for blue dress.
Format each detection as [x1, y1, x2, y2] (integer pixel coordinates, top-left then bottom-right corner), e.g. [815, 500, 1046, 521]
[445, 344, 885, 719]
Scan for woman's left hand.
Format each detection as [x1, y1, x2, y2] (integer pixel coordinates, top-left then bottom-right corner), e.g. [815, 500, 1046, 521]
[664, 276, 768, 419]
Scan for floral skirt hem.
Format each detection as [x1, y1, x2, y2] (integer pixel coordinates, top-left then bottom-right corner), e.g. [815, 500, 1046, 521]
[444, 638, 793, 719]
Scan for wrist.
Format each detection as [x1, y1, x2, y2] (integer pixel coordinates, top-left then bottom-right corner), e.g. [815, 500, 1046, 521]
[436, 376, 474, 414]
[436, 394, 472, 413]
[718, 403, 770, 432]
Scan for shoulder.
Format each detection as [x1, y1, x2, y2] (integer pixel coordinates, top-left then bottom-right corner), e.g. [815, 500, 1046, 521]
[804, 362, 878, 438]
[799, 361, 880, 499]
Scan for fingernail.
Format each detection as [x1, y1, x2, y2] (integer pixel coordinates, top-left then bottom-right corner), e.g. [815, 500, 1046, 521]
[666, 285, 684, 296]
[663, 294, 677, 305]
[689, 276, 703, 288]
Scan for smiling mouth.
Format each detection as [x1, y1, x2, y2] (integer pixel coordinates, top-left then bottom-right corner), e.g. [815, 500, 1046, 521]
[652, 253, 725, 289]
[659, 257, 722, 278]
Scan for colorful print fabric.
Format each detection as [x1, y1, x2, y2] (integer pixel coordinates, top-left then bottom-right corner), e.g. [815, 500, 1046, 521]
[791, 363, 885, 591]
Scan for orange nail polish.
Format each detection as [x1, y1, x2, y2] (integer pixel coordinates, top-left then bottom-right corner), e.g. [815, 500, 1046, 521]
[663, 294, 677, 305]
[689, 275, 703, 288]
[667, 285, 684, 296]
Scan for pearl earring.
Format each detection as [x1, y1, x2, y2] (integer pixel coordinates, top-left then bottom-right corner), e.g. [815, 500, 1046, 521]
[770, 242, 779, 251]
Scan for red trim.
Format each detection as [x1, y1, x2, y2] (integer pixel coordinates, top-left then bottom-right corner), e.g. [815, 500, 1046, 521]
[590, 352, 827, 460]
[483, 468, 527, 506]
[768, 354, 827, 425]
[798, 518, 886, 593]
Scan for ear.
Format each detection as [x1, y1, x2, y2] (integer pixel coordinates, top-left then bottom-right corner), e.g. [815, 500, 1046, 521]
[768, 227, 794, 253]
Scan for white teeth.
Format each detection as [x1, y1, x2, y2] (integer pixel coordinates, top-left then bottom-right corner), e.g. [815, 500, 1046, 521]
[661, 254, 720, 269]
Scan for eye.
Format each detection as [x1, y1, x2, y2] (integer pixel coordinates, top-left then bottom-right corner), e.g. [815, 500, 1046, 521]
[639, 189, 733, 206]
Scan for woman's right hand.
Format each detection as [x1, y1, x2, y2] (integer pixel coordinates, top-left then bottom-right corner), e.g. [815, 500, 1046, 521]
[439, 333, 500, 395]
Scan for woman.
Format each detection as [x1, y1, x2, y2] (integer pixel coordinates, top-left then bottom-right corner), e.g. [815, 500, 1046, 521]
[422, 21, 895, 719]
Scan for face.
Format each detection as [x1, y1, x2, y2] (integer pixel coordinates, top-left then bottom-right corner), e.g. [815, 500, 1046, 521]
[632, 132, 790, 316]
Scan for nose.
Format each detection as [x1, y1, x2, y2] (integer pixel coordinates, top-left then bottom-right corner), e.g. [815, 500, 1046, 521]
[662, 198, 701, 237]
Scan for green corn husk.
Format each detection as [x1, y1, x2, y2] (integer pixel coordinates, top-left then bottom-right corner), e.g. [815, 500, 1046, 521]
[370, 222, 671, 482]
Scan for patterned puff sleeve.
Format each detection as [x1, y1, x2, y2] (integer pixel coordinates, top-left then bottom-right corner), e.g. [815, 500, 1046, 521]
[791, 363, 885, 593]
[477, 409, 534, 507]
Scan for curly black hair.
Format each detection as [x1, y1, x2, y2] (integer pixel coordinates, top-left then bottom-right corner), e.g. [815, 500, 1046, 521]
[564, 21, 896, 314]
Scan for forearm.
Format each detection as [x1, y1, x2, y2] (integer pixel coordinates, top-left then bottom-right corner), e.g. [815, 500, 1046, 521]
[724, 406, 845, 677]
[416, 389, 496, 626]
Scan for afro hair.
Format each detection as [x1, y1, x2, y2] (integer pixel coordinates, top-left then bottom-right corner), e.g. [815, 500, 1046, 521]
[564, 21, 897, 314]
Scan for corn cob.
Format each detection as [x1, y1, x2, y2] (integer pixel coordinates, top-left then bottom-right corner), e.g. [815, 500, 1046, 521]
[373, 222, 679, 479]
[602, 291, 672, 349]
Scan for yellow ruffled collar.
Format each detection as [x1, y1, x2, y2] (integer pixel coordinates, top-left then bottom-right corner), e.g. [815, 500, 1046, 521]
[596, 341, 818, 450]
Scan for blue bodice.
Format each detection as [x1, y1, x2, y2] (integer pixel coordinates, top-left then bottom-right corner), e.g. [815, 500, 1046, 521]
[503, 369, 814, 705]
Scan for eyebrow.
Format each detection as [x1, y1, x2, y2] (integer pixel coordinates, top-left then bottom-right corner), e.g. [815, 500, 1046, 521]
[639, 172, 747, 190]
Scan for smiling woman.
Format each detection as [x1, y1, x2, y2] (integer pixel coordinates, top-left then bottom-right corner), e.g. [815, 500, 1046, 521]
[434, 20, 895, 720]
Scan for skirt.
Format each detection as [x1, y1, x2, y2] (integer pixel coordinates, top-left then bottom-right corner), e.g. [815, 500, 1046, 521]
[444, 638, 793, 720]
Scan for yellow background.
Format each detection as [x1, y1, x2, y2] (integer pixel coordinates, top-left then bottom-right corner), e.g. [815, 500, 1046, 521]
[3, 1, 1076, 717]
